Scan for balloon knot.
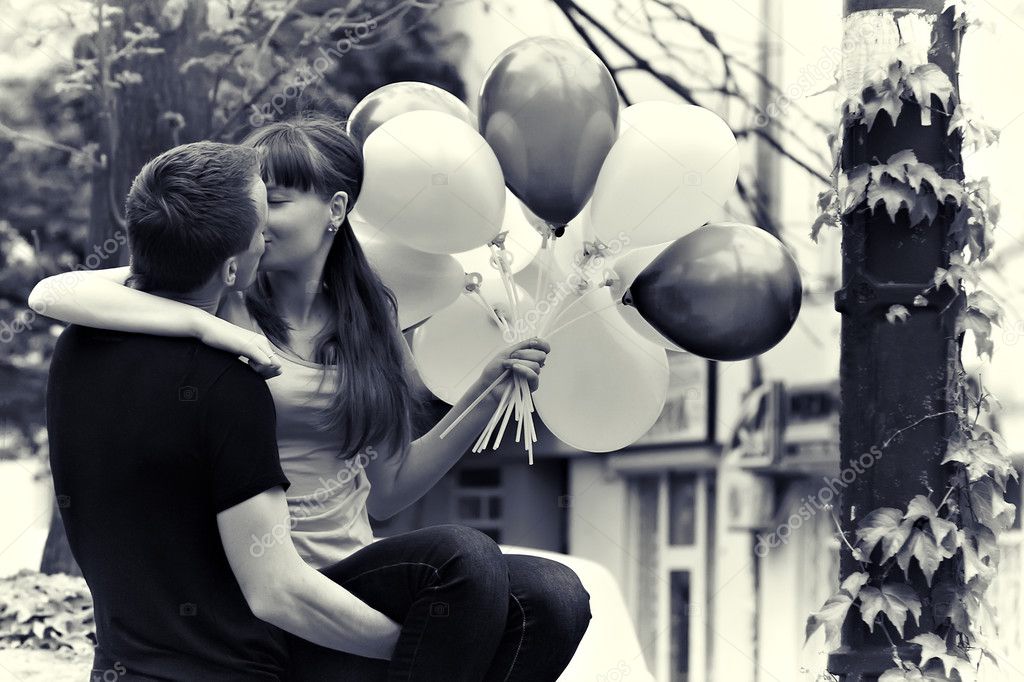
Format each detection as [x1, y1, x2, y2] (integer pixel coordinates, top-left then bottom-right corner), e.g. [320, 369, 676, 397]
[463, 272, 483, 292]
[582, 239, 609, 259]
[490, 231, 509, 248]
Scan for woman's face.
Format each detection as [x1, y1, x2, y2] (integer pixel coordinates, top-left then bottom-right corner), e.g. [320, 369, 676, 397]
[260, 182, 334, 272]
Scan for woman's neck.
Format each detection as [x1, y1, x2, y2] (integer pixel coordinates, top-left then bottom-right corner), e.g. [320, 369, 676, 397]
[267, 254, 330, 328]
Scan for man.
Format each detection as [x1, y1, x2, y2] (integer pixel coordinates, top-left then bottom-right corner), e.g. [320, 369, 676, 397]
[44, 142, 400, 680]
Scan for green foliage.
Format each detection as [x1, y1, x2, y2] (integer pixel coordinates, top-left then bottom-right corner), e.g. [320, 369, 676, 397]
[0, 570, 94, 655]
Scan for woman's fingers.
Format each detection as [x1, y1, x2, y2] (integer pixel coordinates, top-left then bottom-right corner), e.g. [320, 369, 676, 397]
[509, 348, 547, 364]
[249, 360, 283, 379]
[504, 360, 541, 391]
[246, 333, 282, 377]
[510, 336, 551, 354]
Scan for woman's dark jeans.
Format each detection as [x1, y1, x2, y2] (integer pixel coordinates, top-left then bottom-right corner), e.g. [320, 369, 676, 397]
[284, 524, 592, 681]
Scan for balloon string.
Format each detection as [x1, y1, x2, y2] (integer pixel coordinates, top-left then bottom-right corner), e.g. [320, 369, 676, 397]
[534, 234, 550, 303]
[440, 369, 510, 440]
[543, 299, 624, 340]
[468, 289, 506, 329]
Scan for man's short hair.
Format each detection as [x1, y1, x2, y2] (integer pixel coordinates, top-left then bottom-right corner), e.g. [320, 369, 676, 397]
[125, 142, 260, 293]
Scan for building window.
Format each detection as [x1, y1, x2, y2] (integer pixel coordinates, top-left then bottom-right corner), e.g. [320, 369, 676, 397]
[670, 570, 692, 682]
[669, 473, 697, 546]
[453, 466, 504, 543]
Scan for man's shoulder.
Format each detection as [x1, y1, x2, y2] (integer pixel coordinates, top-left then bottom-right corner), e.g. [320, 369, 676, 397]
[52, 325, 266, 390]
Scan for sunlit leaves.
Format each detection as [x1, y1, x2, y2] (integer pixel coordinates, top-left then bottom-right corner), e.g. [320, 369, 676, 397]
[838, 151, 963, 226]
[843, 59, 955, 132]
[904, 64, 955, 125]
[857, 507, 909, 561]
[909, 633, 975, 681]
[806, 572, 869, 649]
[886, 305, 911, 324]
[949, 104, 999, 153]
[955, 291, 1004, 360]
[967, 478, 1017, 534]
[859, 582, 922, 637]
[0, 571, 95, 655]
[942, 432, 1016, 491]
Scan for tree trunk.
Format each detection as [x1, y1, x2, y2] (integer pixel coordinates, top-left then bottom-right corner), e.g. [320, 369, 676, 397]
[41, 0, 213, 575]
[87, 0, 214, 259]
[828, 1, 963, 679]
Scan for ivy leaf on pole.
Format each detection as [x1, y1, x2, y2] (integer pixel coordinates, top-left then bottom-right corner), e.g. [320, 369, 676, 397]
[909, 633, 975, 681]
[942, 432, 1017, 491]
[904, 63, 955, 125]
[806, 571, 870, 648]
[857, 507, 912, 561]
[858, 582, 922, 637]
[967, 478, 1017, 533]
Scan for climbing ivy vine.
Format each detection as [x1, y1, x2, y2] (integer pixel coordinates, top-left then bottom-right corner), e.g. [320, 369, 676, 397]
[807, 5, 1013, 680]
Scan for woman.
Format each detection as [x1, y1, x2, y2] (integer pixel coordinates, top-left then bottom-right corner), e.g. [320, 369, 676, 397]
[30, 113, 591, 681]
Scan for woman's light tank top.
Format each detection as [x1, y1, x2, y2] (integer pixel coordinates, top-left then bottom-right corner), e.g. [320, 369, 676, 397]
[265, 347, 377, 568]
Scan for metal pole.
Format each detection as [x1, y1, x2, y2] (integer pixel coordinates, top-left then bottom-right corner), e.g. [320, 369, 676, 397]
[828, 1, 963, 679]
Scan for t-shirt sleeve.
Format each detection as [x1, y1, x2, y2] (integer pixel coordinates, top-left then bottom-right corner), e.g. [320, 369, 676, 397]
[201, 361, 290, 513]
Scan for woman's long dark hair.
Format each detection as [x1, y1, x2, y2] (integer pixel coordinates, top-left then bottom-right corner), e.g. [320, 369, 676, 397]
[241, 114, 412, 461]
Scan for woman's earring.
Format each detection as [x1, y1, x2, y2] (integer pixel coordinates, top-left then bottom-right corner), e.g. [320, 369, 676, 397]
[327, 221, 340, 233]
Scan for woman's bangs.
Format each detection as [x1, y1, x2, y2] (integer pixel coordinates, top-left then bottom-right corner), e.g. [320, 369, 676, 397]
[253, 130, 323, 194]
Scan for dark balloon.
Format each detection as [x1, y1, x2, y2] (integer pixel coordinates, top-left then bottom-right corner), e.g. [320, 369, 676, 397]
[347, 82, 476, 147]
[479, 37, 618, 228]
[623, 223, 803, 361]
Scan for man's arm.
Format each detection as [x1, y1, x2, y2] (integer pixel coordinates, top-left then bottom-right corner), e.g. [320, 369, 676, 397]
[204, 363, 399, 659]
[27, 267, 280, 375]
[217, 488, 400, 660]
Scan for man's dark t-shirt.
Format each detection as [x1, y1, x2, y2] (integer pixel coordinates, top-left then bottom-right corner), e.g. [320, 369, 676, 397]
[47, 325, 292, 680]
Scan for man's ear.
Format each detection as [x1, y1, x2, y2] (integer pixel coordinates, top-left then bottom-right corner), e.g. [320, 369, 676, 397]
[329, 191, 349, 227]
[221, 257, 239, 287]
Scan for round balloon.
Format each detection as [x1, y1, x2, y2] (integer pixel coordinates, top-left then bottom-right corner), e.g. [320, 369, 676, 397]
[347, 81, 476, 148]
[412, 282, 537, 404]
[454, 190, 542, 276]
[623, 222, 802, 361]
[479, 37, 619, 228]
[533, 287, 670, 452]
[350, 214, 466, 330]
[357, 110, 506, 254]
[590, 101, 739, 248]
[607, 241, 685, 351]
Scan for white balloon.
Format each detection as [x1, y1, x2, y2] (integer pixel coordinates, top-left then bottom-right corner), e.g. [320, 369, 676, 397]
[534, 287, 669, 452]
[357, 110, 506, 254]
[412, 282, 537, 404]
[590, 101, 739, 248]
[453, 190, 542, 276]
[350, 215, 466, 330]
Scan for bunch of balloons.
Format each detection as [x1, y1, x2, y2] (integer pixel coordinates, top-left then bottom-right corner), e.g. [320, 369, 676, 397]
[347, 37, 802, 456]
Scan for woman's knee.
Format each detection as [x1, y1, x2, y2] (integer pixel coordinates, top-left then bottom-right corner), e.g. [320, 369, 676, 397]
[513, 556, 592, 630]
[427, 524, 507, 577]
